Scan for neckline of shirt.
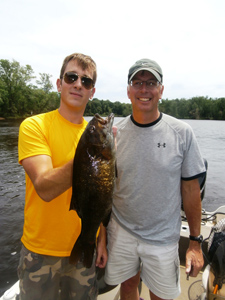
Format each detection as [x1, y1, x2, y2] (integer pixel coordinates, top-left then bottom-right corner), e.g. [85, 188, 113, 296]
[130, 112, 162, 127]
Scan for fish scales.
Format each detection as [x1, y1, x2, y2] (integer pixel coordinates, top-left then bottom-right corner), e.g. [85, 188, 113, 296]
[69, 113, 116, 268]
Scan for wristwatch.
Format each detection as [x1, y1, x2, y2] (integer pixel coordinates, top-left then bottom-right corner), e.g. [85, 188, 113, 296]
[189, 234, 203, 243]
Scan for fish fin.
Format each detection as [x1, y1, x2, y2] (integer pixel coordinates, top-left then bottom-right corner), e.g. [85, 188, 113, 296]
[115, 160, 118, 178]
[83, 243, 95, 268]
[69, 198, 76, 211]
[69, 236, 95, 269]
[70, 195, 81, 217]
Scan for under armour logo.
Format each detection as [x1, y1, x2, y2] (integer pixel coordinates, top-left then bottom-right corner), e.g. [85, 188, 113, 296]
[157, 143, 166, 148]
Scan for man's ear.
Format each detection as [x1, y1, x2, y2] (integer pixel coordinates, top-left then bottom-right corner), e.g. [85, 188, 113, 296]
[127, 85, 130, 100]
[89, 87, 96, 100]
[160, 85, 164, 98]
[56, 78, 62, 92]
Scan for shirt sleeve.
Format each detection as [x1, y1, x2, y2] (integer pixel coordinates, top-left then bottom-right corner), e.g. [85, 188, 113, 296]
[181, 125, 206, 180]
[18, 116, 52, 164]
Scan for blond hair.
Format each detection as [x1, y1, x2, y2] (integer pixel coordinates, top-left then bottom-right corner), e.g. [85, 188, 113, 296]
[60, 53, 97, 85]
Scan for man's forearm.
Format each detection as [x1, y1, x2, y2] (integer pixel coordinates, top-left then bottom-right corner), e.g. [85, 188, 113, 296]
[34, 159, 74, 201]
[97, 224, 107, 247]
[22, 155, 74, 202]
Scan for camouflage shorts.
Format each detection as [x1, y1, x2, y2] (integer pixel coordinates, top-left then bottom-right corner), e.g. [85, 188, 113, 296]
[17, 245, 98, 300]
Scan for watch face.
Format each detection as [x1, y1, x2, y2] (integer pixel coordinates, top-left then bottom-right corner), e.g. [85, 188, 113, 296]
[199, 235, 203, 243]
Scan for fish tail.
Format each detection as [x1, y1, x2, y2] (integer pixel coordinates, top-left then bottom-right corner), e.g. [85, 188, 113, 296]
[83, 242, 95, 268]
[69, 236, 95, 268]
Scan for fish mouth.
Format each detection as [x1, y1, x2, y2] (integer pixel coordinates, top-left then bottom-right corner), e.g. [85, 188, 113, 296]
[95, 113, 114, 128]
[106, 113, 114, 128]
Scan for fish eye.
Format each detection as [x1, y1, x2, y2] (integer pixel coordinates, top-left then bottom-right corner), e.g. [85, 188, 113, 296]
[89, 125, 95, 133]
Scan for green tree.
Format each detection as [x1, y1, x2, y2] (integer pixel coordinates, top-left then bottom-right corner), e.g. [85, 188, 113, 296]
[215, 98, 225, 120]
[36, 73, 53, 93]
[121, 103, 132, 116]
[0, 59, 35, 117]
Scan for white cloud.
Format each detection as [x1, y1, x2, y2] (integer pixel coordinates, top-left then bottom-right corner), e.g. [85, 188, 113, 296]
[0, 0, 225, 103]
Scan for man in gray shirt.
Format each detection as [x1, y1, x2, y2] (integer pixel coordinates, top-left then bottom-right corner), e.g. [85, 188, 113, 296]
[105, 58, 205, 300]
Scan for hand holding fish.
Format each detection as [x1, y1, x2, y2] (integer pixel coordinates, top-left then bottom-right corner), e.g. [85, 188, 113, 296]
[95, 224, 108, 268]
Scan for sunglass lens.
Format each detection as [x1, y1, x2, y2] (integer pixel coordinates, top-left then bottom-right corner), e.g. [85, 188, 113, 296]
[64, 72, 78, 84]
[82, 77, 94, 90]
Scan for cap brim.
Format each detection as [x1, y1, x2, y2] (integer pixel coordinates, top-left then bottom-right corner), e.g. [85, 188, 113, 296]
[129, 68, 162, 83]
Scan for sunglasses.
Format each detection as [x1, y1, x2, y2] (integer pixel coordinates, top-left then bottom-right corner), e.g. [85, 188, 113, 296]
[63, 72, 94, 90]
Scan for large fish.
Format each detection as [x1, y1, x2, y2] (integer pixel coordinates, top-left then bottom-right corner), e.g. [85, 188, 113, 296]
[69, 113, 116, 268]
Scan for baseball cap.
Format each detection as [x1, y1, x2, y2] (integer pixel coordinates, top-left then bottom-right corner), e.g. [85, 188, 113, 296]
[128, 58, 163, 83]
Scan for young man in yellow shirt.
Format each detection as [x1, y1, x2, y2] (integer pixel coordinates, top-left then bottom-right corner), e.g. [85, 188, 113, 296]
[18, 53, 107, 300]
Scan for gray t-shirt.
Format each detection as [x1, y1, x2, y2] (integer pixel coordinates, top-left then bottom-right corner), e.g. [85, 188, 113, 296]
[112, 113, 206, 245]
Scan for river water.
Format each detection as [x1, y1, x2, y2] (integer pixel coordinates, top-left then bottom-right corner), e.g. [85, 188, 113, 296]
[0, 116, 225, 295]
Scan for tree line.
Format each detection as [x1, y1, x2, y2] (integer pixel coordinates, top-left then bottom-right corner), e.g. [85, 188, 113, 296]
[160, 97, 225, 120]
[0, 59, 225, 120]
[0, 59, 60, 118]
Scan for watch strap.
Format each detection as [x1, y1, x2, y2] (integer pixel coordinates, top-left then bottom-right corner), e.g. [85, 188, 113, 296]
[189, 234, 203, 243]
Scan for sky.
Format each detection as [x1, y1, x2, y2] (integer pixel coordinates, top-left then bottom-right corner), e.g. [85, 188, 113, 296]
[0, 0, 224, 104]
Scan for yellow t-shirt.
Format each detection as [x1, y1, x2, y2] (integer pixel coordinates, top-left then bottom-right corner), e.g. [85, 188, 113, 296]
[18, 109, 88, 256]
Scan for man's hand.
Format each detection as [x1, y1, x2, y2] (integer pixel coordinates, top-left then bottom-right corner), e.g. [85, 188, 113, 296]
[95, 224, 108, 268]
[186, 241, 204, 277]
[95, 243, 108, 268]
